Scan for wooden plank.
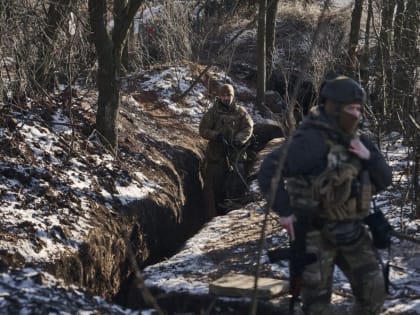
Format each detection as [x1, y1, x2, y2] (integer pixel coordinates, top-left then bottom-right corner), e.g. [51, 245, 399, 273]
[209, 274, 289, 299]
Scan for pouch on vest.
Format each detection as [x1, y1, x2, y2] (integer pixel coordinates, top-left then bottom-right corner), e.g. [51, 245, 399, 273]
[364, 208, 392, 249]
[322, 221, 365, 249]
[357, 170, 372, 215]
[286, 176, 319, 209]
[315, 163, 359, 221]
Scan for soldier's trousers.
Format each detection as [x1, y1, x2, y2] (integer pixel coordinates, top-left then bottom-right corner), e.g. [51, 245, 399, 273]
[202, 160, 229, 218]
[300, 228, 386, 315]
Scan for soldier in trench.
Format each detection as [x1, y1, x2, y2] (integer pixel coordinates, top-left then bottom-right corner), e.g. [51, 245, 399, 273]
[199, 83, 254, 219]
[258, 76, 392, 314]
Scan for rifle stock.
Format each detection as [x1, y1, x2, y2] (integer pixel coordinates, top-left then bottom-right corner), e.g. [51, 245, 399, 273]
[288, 222, 305, 314]
[288, 211, 316, 314]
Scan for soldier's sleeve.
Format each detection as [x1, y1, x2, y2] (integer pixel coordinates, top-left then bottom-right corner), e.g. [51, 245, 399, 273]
[361, 136, 393, 192]
[199, 107, 219, 140]
[257, 145, 293, 217]
[234, 107, 254, 145]
[258, 128, 327, 216]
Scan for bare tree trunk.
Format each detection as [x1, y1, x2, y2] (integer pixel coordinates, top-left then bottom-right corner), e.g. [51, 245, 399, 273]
[393, 0, 405, 53]
[265, 0, 279, 82]
[256, 0, 267, 113]
[360, 0, 372, 85]
[407, 0, 419, 219]
[122, 38, 129, 73]
[348, 0, 364, 74]
[399, 0, 419, 218]
[375, 0, 396, 117]
[415, 153, 420, 219]
[88, 0, 144, 151]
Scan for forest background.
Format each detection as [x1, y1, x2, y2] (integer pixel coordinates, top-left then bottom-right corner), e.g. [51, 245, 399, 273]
[0, 0, 419, 314]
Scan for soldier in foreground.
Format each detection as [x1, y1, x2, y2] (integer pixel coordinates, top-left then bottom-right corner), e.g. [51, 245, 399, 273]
[258, 76, 392, 314]
[199, 83, 253, 218]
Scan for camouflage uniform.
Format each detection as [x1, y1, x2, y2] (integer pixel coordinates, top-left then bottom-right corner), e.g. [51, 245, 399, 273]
[258, 77, 392, 315]
[199, 97, 253, 217]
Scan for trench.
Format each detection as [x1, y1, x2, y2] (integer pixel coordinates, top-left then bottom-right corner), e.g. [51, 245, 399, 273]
[49, 141, 209, 313]
[50, 113, 289, 313]
[114, 143, 209, 310]
[110, 124, 284, 313]
[101, 71, 317, 314]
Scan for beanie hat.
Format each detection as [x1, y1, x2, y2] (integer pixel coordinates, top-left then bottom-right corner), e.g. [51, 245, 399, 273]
[220, 84, 235, 97]
[320, 76, 366, 106]
[320, 76, 365, 135]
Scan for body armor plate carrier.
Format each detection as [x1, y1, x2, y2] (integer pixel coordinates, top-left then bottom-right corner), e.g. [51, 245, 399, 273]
[286, 135, 372, 222]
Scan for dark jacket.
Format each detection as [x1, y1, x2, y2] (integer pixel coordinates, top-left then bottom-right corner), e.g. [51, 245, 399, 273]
[258, 110, 392, 217]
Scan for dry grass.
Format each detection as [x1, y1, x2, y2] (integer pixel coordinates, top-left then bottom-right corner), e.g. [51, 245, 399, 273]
[273, 1, 352, 87]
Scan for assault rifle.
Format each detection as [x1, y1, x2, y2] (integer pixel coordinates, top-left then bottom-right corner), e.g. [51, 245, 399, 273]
[221, 137, 250, 190]
[365, 201, 420, 293]
[267, 210, 317, 314]
[366, 201, 420, 246]
[289, 212, 318, 315]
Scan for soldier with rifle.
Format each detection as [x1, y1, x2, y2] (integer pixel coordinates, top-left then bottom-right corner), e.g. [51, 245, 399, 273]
[199, 83, 253, 218]
[258, 76, 392, 314]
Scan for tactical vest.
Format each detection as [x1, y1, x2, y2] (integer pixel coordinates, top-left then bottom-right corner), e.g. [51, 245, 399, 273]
[286, 133, 372, 221]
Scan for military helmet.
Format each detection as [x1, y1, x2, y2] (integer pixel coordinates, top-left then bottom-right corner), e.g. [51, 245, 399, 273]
[320, 76, 366, 105]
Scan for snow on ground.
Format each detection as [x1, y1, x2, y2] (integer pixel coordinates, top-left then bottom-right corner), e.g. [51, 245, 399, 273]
[139, 75, 420, 313]
[0, 267, 141, 314]
[0, 64, 419, 313]
[0, 65, 211, 264]
[142, 188, 420, 313]
[0, 64, 262, 312]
